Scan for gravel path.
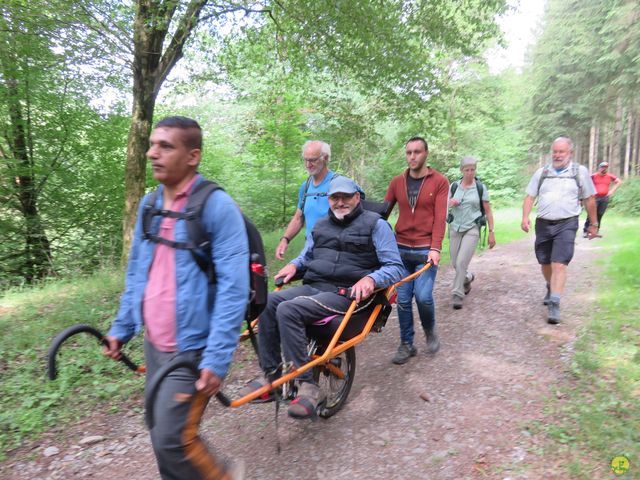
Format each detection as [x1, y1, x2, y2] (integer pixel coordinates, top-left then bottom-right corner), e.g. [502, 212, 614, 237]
[1, 235, 603, 480]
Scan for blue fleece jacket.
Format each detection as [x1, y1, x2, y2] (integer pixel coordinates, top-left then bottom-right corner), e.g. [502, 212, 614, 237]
[108, 176, 249, 378]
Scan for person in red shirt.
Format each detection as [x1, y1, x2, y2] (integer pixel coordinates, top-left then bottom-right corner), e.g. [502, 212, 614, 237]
[583, 161, 622, 237]
[385, 137, 449, 365]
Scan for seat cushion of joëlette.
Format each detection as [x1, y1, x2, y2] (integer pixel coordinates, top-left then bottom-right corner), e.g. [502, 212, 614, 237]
[306, 307, 374, 342]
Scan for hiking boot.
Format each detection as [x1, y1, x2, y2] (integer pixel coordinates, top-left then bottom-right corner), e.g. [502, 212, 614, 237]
[452, 294, 463, 309]
[463, 273, 475, 295]
[424, 331, 440, 354]
[238, 376, 278, 403]
[392, 343, 417, 365]
[288, 382, 322, 420]
[543, 283, 551, 305]
[547, 301, 561, 324]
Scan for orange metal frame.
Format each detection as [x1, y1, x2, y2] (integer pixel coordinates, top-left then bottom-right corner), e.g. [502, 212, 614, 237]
[229, 261, 433, 408]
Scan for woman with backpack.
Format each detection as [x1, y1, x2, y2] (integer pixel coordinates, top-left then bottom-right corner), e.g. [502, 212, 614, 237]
[447, 156, 495, 309]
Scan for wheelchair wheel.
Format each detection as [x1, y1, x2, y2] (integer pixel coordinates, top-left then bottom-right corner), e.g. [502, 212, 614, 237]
[314, 346, 356, 418]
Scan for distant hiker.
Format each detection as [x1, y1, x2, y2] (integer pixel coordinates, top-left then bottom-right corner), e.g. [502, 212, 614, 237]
[103, 116, 247, 480]
[447, 156, 496, 310]
[521, 136, 597, 325]
[582, 161, 622, 237]
[275, 140, 338, 260]
[240, 176, 404, 419]
[385, 136, 449, 364]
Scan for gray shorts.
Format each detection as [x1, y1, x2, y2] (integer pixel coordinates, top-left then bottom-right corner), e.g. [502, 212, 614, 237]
[534, 216, 579, 265]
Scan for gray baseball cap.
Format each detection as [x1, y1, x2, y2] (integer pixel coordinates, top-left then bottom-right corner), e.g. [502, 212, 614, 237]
[328, 176, 359, 195]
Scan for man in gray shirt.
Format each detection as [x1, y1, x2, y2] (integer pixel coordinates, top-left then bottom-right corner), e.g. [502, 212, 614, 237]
[521, 137, 598, 324]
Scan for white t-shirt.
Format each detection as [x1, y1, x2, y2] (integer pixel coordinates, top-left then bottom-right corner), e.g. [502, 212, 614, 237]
[525, 162, 595, 220]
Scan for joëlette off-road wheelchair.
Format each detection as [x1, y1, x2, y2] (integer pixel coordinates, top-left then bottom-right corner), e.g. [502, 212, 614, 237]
[47, 200, 433, 425]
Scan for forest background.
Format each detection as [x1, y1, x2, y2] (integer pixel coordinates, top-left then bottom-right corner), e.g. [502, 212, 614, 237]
[1, 0, 639, 287]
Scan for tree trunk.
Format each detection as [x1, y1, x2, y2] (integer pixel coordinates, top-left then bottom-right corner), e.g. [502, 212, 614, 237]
[624, 111, 632, 179]
[121, 0, 208, 261]
[594, 123, 600, 166]
[611, 97, 624, 175]
[588, 121, 597, 172]
[122, 88, 157, 259]
[633, 113, 640, 175]
[603, 121, 611, 165]
[3, 71, 52, 282]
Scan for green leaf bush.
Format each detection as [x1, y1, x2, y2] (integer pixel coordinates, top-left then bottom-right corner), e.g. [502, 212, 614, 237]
[610, 178, 640, 216]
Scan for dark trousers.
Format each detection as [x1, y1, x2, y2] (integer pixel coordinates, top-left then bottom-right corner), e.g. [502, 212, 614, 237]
[257, 285, 352, 383]
[144, 340, 230, 480]
[584, 196, 609, 231]
[535, 217, 579, 265]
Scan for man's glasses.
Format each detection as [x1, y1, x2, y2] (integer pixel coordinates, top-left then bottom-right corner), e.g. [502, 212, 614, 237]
[302, 155, 325, 164]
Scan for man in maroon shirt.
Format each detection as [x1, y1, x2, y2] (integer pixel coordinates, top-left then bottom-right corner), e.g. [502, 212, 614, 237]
[385, 137, 449, 365]
[583, 161, 622, 237]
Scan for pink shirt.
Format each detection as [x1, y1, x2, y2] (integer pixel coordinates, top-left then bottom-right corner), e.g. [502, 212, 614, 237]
[143, 176, 198, 352]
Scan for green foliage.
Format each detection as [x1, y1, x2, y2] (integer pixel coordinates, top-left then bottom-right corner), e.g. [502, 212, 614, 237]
[0, 269, 143, 457]
[433, 66, 532, 202]
[0, 0, 130, 288]
[490, 206, 528, 244]
[610, 177, 640, 215]
[525, 0, 640, 149]
[240, 86, 309, 227]
[1, 0, 529, 290]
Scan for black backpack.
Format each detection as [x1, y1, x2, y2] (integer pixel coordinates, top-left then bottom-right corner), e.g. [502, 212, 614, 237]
[141, 180, 268, 321]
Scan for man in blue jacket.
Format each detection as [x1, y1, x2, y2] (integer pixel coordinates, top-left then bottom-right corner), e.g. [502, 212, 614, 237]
[104, 116, 248, 480]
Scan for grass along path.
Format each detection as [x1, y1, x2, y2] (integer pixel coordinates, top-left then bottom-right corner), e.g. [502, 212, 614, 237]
[533, 214, 640, 478]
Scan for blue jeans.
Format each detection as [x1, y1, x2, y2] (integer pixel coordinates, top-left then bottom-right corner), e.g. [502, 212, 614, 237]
[396, 247, 438, 345]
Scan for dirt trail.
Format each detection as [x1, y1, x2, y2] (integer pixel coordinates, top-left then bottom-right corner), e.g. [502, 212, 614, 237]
[1, 235, 604, 480]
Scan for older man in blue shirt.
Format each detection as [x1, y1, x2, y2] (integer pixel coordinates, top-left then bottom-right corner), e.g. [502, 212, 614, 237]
[244, 176, 404, 419]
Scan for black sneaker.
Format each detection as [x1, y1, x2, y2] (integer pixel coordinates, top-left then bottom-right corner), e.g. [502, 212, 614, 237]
[392, 343, 417, 364]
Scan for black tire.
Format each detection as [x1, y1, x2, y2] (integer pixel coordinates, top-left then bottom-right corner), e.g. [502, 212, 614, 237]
[47, 324, 139, 380]
[314, 346, 356, 418]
